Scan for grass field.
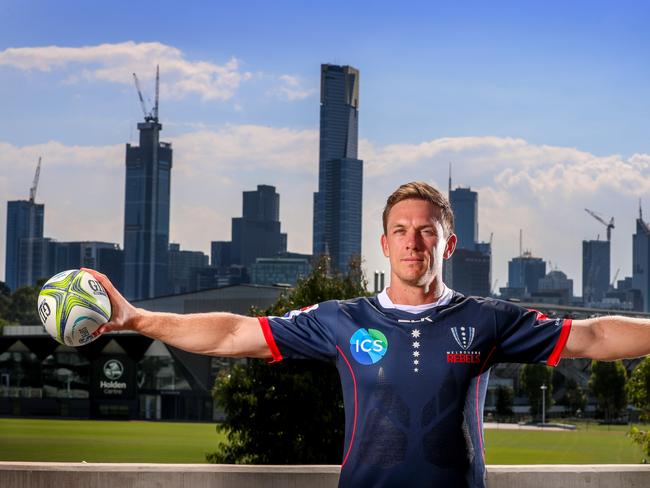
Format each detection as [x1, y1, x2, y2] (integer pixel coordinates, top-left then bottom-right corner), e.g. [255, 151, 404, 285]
[484, 423, 646, 464]
[0, 418, 646, 464]
[0, 419, 226, 463]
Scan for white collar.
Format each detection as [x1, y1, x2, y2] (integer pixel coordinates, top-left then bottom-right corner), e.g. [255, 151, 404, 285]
[377, 284, 453, 314]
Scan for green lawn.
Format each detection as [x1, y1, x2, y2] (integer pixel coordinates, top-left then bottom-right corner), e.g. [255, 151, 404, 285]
[0, 418, 646, 464]
[0, 418, 226, 463]
[485, 423, 646, 464]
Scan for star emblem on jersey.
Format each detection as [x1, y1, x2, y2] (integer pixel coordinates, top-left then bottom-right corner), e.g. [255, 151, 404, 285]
[411, 329, 421, 373]
[451, 326, 475, 350]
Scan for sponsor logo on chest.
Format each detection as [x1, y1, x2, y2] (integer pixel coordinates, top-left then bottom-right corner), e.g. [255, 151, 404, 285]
[349, 328, 389, 365]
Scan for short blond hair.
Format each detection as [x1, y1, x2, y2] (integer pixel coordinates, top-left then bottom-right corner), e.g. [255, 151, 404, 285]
[382, 181, 454, 236]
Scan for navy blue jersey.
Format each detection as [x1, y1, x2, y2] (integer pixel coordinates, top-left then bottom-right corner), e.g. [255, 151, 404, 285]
[258, 292, 572, 488]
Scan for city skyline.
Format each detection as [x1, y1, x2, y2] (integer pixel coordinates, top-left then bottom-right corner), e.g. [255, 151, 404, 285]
[1, 1, 650, 295]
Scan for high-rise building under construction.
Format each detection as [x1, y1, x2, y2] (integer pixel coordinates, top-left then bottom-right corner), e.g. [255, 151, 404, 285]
[123, 69, 172, 300]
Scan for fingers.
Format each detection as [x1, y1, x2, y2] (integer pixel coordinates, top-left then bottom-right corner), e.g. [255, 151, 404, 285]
[80, 267, 131, 329]
[81, 267, 119, 297]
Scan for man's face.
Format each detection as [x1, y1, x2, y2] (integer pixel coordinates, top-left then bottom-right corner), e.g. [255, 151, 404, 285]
[381, 199, 456, 288]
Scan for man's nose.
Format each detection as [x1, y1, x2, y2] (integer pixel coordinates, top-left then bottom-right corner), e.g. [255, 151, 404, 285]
[405, 230, 421, 250]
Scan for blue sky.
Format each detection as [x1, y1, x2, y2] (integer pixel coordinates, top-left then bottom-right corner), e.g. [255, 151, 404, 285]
[1, 0, 650, 294]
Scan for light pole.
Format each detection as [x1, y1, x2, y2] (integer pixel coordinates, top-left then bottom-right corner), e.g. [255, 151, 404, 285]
[540, 384, 548, 426]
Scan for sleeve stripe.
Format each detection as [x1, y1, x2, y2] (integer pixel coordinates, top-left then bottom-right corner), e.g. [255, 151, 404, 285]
[547, 319, 572, 367]
[258, 317, 283, 363]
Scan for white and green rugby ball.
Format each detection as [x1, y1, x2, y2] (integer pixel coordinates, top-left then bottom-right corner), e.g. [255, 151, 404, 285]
[37, 269, 112, 347]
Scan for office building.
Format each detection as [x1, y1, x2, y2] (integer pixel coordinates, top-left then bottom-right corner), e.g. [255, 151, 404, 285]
[508, 252, 546, 296]
[445, 184, 491, 296]
[250, 252, 312, 286]
[231, 185, 287, 269]
[313, 64, 363, 272]
[633, 209, 650, 311]
[582, 239, 610, 305]
[211, 241, 232, 272]
[123, 112, 173, 300]
[54, 241, 124, 291]
[533, 269, 574, 305]
[168, 243, 209, 294]
[444, 247, 491, 297]
[5, 200, 44, 290]
[450, 187, 478, 250]
[17, 237, 56, 289]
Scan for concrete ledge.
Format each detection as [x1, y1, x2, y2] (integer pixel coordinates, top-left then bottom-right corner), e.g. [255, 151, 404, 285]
[1, 462, 649, 487]
[486, 465, 650, 488]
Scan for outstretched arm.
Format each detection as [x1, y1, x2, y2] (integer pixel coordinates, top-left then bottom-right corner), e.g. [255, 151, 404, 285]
[83, 268, 272, 359]
[561, 316, 650, 361]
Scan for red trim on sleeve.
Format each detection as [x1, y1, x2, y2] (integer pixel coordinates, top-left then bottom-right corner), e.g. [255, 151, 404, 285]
[476, 345, 497, 463]
[547, 319, 572, 367]
[258, 317, 283, 363]
[336, 345, 358, 469]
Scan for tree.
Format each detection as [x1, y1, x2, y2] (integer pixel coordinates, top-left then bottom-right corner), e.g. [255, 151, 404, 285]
[207, 256, 369, 464]
[495, 385, 514, 421]
[626, 357, 650, 421]
[588, 360, 627, 422]
[559, 378, 587, 416]
[628, 427, 650, 464]
[6, 283, 42, 325]
[520, 363, 553, 419]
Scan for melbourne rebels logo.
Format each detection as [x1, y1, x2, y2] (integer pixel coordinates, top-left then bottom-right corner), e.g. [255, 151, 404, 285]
[447, 326, 481, 364]
[451, 326, 475, 350]
[350, 328, 388, 365]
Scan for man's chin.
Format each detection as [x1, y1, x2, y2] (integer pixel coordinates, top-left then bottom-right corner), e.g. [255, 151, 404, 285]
[396, 272, 435, 288]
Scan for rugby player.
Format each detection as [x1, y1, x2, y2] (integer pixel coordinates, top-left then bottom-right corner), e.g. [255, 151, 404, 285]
[86, 181, 650, 487]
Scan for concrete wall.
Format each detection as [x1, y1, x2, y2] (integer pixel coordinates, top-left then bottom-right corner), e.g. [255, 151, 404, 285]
[2, 463, 650, 487]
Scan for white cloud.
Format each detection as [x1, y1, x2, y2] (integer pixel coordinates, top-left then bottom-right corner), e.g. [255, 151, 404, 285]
[0, 124, 319, 281]
[0, 42, 251, 101]
[1, 131, 646, 298]
[362, 136, 650, 295]
[275, 74, 315, 101]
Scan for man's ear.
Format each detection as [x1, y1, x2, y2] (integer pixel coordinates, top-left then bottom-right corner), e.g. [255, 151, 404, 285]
[444, 233, 457, 260]
[381, 234, 390, 258]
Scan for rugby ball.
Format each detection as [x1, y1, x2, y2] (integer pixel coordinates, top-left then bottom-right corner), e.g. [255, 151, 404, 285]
[37, 269, 112, 347]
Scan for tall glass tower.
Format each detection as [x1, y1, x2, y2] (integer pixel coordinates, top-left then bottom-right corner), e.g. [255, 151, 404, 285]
[449, 187, 478, 250]
[123, 118, 172, 300]
[313, 64, 363, 272]
[5, 200, 44, 291]
[633, 208, 650, 311]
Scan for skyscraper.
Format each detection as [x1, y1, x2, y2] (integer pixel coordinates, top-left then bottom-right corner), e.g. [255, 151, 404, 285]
[449, 187, 478, 250]
[123, 111, 172, 300]
[582, 239, 610, 305]
[446, 183, 491, 296]
[633, 208, 650, 311]
[508, 253, 546, 295]
[5, 200, 44, 290]
[232, 185, 287, 268]
[313, 64, 363, 272]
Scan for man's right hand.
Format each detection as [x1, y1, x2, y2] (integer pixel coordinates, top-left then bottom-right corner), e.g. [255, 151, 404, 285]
[81, 268, 141, 335]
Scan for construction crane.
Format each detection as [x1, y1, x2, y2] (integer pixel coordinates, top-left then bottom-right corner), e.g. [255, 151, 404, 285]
[584, 208, 615, 241]
[132, 65, 160, 122]
[29, 157, 41, 203]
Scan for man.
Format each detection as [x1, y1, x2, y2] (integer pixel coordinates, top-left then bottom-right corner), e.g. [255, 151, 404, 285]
[87, 181, 650, 488]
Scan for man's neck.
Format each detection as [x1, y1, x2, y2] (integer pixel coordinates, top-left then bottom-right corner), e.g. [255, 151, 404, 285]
[386, 278, 445, 306]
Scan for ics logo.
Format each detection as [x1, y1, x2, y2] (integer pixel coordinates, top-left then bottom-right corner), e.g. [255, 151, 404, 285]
[349, 328, 388, 365]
